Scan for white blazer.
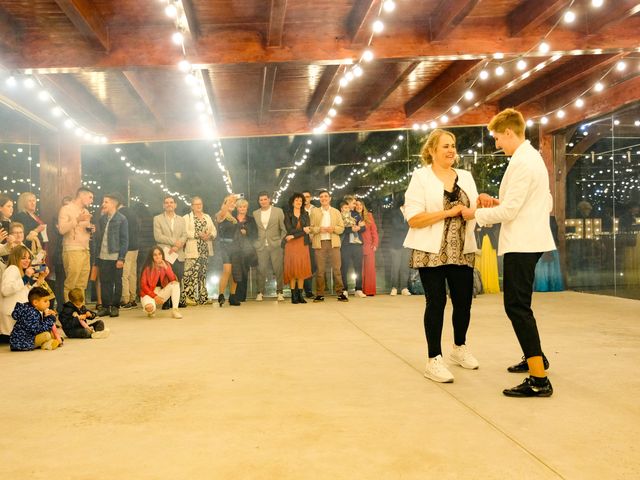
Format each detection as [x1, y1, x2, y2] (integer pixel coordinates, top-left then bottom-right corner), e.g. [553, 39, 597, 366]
[403, 165, 479, 254]
[183, 212, 217, 258]
[475, 140, 556, 256]
[0, 265, 31, 335]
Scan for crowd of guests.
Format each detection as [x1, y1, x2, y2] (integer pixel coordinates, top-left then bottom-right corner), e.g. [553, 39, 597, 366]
[0, 185, 415, 352]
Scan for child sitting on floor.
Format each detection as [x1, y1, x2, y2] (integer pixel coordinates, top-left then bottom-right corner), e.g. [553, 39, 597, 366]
[10, 286, 63, 351]
[60, 288, 110, 339]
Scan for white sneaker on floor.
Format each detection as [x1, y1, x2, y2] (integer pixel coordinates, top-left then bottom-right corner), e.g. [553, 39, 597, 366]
[449, 344, 479, 370]
[390, 287, 398, 296]
[424, 355, 454, 383]
[401, 288, 412, 296]
[256, 293, 263, 302]
[355, 290, 366, 298]
[172, 309, 183, 319]
[91, 328, 110, 339]
[277, 293, 285, 302]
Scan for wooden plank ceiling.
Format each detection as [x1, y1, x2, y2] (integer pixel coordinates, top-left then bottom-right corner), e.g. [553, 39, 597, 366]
[0, 0, 639, 143]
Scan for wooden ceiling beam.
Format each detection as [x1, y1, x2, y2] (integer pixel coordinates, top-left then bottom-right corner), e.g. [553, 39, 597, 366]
[587, 0, 640, 34]
[429, 0, 480, 41]
[356, 61, 421, 120]
[347, 0, 381, 44]
[53, 0, 109, 51]
[181, 0, 201, 41]
[305, 64, 344, 124]
[267, 0, 288, 47]
[118, 71, 163, 127]
[499, 53, 627, 110]
[9, 17, 640, 70]
[38, 74, 117, 130]
[259, 65, 278, 124]
[404, 60, 482, 118]
[507, 0, 570, 37]
[0, 7, 20, 51]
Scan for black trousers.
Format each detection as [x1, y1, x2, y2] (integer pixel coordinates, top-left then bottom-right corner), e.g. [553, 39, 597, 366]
[98, 260, 123, 308]
[419, 265, 473, 358]
[303, 243, 316, 295]
[341, 243, 363, 291]
[503, 252, 544, 358]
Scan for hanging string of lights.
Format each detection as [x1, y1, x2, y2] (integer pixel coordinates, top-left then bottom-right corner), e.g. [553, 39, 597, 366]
[0, 72, 108, 144]
[273, 139, 314, 204]
[158, 0, 233, 194]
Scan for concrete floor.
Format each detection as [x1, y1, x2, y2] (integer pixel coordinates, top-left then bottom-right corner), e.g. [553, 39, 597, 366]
[0, 291, 638, 479]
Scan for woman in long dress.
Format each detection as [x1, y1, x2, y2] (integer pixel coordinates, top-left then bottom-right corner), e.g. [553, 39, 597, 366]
[283, 193, 312, 304]
[356, 199, 378, 296]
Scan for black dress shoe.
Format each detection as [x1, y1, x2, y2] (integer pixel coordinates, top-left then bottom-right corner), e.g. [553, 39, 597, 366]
[313, 295, 324, 302]
[337, 293, 349, 302]
[217, 294, 225, 307]
[96, 307, 110, 317]
[229, 294, 241, 306]
[305, 291, 315, 299]
[503, 377, 553, 397]
[507, 355, 550, 373]
[109, 306, 120, 317]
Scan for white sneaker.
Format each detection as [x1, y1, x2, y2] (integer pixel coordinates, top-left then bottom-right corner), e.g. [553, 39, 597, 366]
[401, 288, 412, 296]
[355, 290, 366, 298]
[449, 344, 479, 370]
[424, 355, 454, 383]
[343, 290, 349, 298]
[91, 328, 110, 339]
[256, 293, 263, 302]
[172, 309, 183, 319]
[390, 288, 398, 296]
[277, 293, 285, 302]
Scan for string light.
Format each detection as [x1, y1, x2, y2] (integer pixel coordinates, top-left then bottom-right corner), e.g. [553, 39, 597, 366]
[273, 139, 314, 204]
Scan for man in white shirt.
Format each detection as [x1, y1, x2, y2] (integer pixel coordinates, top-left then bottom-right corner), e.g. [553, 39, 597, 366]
[302, 190, 316, 298]
[463, 108, 556, 398]
[153, 195, 187, 308]
[252, 191, 286, 301]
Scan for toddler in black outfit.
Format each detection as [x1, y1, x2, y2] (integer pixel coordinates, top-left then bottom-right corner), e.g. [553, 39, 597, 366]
[60, 288, 110, 339]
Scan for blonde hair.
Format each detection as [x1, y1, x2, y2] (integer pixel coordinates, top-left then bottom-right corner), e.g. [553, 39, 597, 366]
[68, 288, 85, 304]
[9, 221, 24, 234]
[17, 192, 36, 213]
[488, 108, 525, 137]
[420, 129, 456, 166]
[8, 245, 31, 273]
[235, 198, 249, 209]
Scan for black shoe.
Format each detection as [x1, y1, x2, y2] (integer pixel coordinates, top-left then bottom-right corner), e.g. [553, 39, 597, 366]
[178, 301, 187, 308]
[305, 291, 315, 299]
[507, 355, 550, 373]
[229, 294, 241, 306]
[96, 307, 109, 317]
[291, 288, 300, 304]
[503, 377, 553, 397]
[109, 306, 119, 317]
[298, 289, 307, 304]
[218, 294, 225, 307]
[313, 295, 324, 303]
[337, 293, 349, 302]
[121, 302, 135, 310]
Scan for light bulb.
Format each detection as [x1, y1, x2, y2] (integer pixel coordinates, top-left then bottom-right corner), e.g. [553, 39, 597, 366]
[23, 78, 36, 89]
[594, 82, 604, 92]
[495, 65, 505, 76]
[178, 59, 191, 72]
[5, 76, 16, 87]
[575, 98, 585, 108]
[616, 61, 626, 71]
[383, 1, 396, 12]
[592, 0, 604, 7]
[440, 115, 449, 124]
[372, 20, 384, 33]
[540, 116, 549, 125]
[493, 53, 504, 59]
[479, 70, 489, 80]
[563, 11, 576, 23]
[430, 121, 438, 129]
[556, 110, 565, 118]
[362, 50, 374, 62]
[451, 105, 460, 114]
[412, 123, 419, 130]
[334, 95, 343, 105]
[353, 66, 363, 77]
[172, 32, 184, 45]
[165, 4, 177, 17]
[328, 108, 337, 117]
[51, 106, 63, 117]
[517, 59, 527, 70]
[38, 90, 50, 102]
[539, 42, 550, 54]
[464, 90, 474, 100]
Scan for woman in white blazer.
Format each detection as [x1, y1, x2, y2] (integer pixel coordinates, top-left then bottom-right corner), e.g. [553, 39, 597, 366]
[182, 196, 217, 305]
[1, 245, 48, 335]
[404, 129, 480, 384]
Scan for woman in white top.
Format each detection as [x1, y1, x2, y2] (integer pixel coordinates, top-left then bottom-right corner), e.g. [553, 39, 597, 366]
[182, 196, 217, 305]
[1, 245, 49, 336]
[404, 129, 480, 384]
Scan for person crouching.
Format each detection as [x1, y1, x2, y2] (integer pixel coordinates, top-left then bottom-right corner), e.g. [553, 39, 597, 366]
[10, 287, 62, 351]
[139, 246, 182, 318]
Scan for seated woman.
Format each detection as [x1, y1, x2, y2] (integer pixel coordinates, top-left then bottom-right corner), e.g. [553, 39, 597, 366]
[1, 245, 50, 337]
[139, 246, 182, 318]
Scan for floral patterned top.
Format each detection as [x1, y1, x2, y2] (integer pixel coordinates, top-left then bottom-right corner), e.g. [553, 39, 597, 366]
[193, 216, 209, 258]
[410, 177, 475, 269]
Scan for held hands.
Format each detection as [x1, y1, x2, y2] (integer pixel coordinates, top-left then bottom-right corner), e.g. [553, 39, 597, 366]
[154, 296, 165, 306]
[461, 207, 476, 221]
[476, 193, 499, 208]
[303, 226, 311, 234]
[447, 205, 465, 218]
[285, 235, 294, 242]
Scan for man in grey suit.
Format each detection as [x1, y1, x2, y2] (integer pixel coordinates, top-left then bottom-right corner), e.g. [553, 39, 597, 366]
[252, 191, 286, 301]
[153, 195, 188, 308]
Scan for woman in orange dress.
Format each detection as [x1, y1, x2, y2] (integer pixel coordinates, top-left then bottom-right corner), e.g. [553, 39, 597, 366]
[283, 192, 312, 304]
[357, 199, 379, 296]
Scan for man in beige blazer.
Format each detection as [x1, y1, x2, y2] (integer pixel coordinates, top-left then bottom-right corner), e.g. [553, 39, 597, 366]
[252, 191, 287, 301]
[463, 108, 556, 398]
[153, 195, 187, 308]
[309, 190, 348, 302]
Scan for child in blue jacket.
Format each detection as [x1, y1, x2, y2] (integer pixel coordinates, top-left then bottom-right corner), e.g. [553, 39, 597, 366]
[10, 287, 62, 351]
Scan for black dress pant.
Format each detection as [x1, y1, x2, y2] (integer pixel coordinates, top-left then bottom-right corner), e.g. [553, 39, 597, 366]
[303, 243, 316, 295]
[341, 243, 363, 291]
[98, 259, 123, 308]
[418, 265, 473, 358]
[503, 252, 544, 358]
